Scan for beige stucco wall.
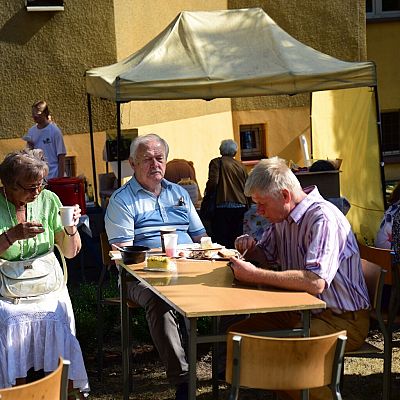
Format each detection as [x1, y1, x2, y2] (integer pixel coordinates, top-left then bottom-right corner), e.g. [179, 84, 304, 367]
[0, 0, 118, 187]
[0, 0, 117, 138]
[0, 0, 368, 195]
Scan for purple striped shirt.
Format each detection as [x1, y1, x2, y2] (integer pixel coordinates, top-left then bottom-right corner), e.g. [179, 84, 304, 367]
[258, 186, 370, 313]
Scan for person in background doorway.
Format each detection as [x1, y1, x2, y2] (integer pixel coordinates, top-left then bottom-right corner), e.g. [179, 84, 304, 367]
[202, 139, 248, 248]
[22, 100, 66, 179]
[375, 182, 400, 249]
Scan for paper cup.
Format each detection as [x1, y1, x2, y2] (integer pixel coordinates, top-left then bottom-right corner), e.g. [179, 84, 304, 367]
[160, 228, 176, 252]
[163, 233, 178, 257]
[59, 206, 75, 226]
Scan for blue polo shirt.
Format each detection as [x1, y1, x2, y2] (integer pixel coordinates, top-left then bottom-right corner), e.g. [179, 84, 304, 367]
[105, 176, 206, 248]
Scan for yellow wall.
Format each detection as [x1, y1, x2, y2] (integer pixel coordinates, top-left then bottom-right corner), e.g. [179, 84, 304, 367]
[312, 88, 384, 242]
[133, 111, 234, 192]
[367, 21, 400, 111]
[232, 107, 311, 166]
[0, 133, 108, 192]
[367, 20, 400, 182]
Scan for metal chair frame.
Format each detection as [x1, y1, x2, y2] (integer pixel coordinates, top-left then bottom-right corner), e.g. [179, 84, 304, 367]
[345, 242, 400, 400]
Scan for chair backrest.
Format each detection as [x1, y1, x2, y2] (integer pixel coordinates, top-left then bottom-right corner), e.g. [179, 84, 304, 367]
[0, 357, 69, 400]
[226, 330, 347, 392]
[360, 258, 387, 311]
[358, 241, 393, 284]
[100, 231, 113, 266]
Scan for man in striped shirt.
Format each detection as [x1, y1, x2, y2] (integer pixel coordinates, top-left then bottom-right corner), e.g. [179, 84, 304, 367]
[231, 157, 370, 351]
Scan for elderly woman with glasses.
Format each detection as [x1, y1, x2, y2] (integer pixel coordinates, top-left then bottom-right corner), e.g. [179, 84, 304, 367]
[0, 149, 89, 398]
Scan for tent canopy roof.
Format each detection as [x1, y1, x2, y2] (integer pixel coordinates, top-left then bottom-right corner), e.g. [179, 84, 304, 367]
[85, 7, 376, 102]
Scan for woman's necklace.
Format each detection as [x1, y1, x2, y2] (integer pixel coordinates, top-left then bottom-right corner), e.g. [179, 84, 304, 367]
[3, 189, 38, 260]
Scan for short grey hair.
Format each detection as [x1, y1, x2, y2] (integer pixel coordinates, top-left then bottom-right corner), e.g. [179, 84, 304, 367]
[219, 139, 237, 157]
[0, 149, 49, 187]
[130, 133, 169, 161]
[245, 157, 302, 198]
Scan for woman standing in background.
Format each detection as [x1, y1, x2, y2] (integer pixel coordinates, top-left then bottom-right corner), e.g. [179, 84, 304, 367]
[202, 139, 248, 249]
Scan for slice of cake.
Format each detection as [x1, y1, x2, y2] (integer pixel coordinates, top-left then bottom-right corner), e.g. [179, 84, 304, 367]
[218, 249, 239, 258]
[147, 256, 172, 270]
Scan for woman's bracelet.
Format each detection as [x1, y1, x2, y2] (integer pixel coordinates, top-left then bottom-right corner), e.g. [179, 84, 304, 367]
[64, 227, 78, 237]
[3, 230, 13, 246]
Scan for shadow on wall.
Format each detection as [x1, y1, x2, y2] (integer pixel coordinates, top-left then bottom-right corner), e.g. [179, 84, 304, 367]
[0, 6, 54, 45]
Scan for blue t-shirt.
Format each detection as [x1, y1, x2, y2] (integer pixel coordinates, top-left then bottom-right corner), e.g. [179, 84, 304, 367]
[105, 176, 206, 248]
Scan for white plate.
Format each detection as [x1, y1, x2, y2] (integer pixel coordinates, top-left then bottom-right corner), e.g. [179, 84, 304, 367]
[186, 244, 223, 251]
[143, 267, 171, 272]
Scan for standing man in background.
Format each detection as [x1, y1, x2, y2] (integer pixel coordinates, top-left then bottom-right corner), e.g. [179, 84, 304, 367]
[23, 100, 66, 179]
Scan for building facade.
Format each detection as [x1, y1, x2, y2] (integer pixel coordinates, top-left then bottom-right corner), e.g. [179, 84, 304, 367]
[0, 0, 368, 192]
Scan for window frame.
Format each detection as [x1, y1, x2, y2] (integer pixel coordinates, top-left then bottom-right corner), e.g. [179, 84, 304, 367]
[381, 110, 400, 162]
[239, 123, 267, 161]
[367, 0, 400, 20]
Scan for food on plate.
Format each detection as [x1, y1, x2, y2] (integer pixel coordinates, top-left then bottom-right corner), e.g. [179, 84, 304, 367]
[188, 250, 215, 259]
[218, 248, 238, 258]
[147, 256, 172, 270]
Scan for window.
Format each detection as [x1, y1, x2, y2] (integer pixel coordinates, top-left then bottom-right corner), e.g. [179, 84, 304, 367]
[381, 111, 400, 155]
[239, 124, 266, 161]
[26, 0, 64, 11]
[367, 0, 400, 19]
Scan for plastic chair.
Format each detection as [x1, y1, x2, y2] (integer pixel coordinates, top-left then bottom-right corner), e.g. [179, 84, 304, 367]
[345, 242, 400, 400]
[0, 357, 69, 400]
[97, 232, 140, 385]
[226, 331, 347, 400]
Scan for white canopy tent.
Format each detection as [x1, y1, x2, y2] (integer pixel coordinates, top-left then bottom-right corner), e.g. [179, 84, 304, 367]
[85, 7, 384, 235]
[86, 7, 376, 101]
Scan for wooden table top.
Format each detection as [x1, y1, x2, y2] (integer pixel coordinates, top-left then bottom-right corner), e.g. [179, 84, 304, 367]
[118, 258, 326, 318]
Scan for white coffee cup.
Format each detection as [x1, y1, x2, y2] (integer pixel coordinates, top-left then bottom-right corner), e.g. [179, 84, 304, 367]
[59, 206, 75, 227]
[163, 233, 178, 257]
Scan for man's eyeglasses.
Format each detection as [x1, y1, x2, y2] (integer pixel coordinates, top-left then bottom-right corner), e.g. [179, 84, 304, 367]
[16, 179, 48, 193]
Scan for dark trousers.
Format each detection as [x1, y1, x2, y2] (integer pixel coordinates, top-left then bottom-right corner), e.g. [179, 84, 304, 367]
[211, 207, 246, 249]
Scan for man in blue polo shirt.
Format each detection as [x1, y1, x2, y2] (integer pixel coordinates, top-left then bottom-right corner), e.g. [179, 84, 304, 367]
[105, 133, 206, 400]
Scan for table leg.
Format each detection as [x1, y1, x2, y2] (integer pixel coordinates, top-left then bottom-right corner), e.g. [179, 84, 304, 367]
[211, 316, 219, 399]
[188, 317, 197, 400]
[120, 267, 130, 400]
[302, 310, 310, 337]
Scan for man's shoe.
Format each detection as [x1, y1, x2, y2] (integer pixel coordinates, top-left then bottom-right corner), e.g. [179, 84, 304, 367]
[175, 382, 188, 400]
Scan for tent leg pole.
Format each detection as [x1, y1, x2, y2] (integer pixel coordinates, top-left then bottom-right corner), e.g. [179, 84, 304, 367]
[116, 102, 122, 188]
[373, 85, 387, 209]
[87, 93, 98, 206]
